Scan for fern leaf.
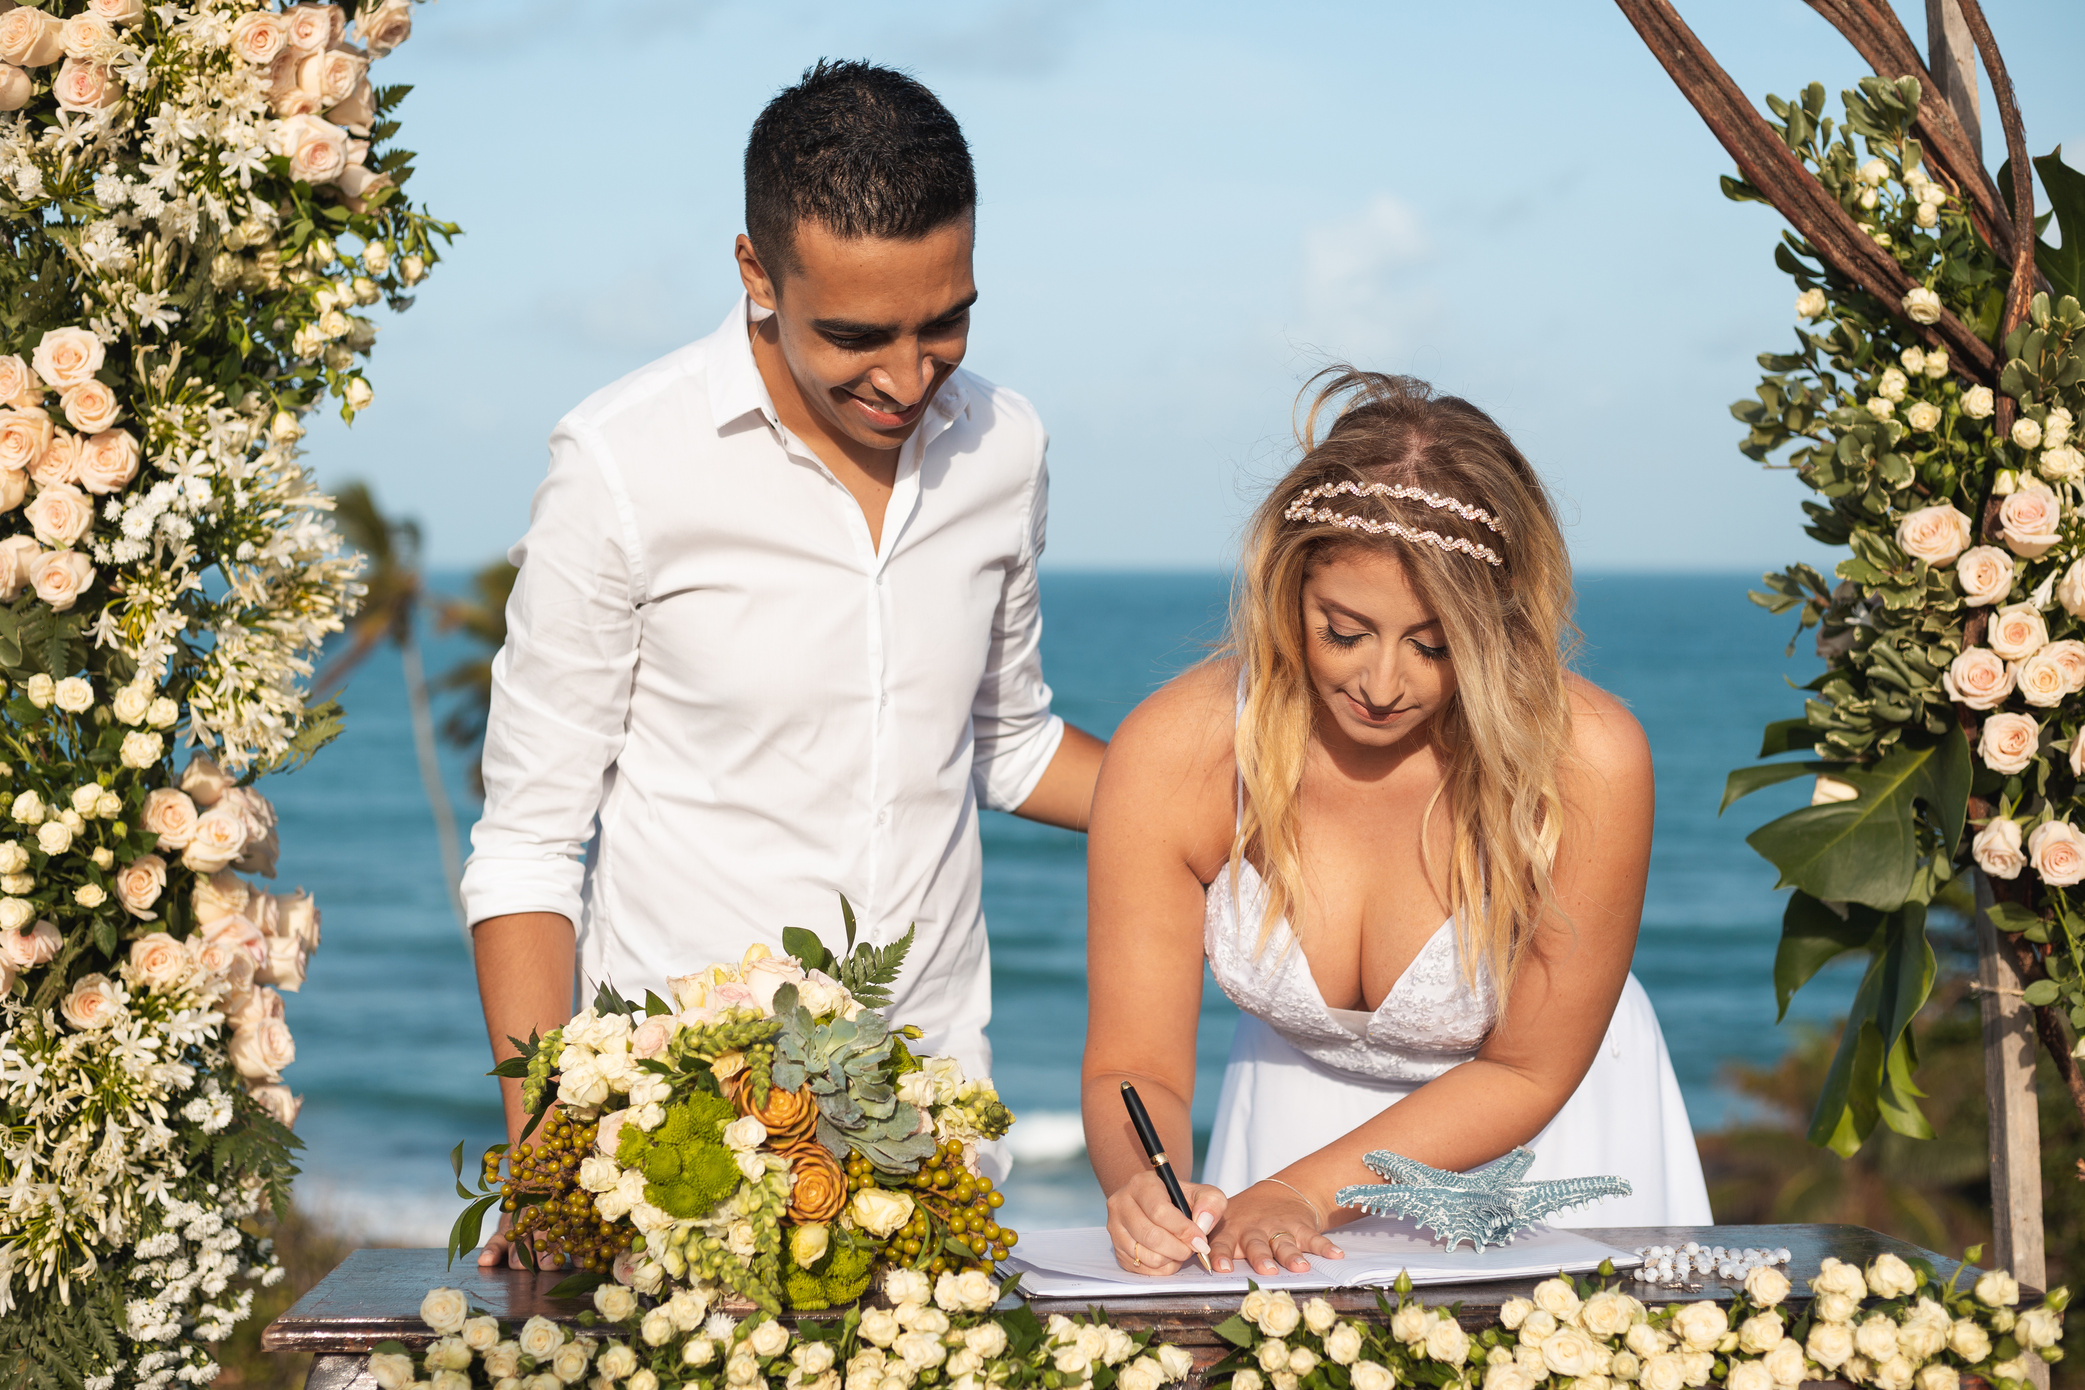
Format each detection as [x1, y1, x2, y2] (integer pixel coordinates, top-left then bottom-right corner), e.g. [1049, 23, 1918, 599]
[838, 924, 914, 1008]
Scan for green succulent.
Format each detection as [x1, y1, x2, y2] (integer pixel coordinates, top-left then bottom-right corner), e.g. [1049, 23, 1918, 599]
[772, 990, 936, 1173]
[615, 1093, 742, 1220]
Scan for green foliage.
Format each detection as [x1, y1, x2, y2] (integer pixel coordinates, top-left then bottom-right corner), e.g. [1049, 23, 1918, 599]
[783, 896, 916, 1010]
[773, 998, 936, 1173]
[782, 1230, 879, 1311]
[0, 1272, 127, 1390]
[616, 1094, 742, 1219]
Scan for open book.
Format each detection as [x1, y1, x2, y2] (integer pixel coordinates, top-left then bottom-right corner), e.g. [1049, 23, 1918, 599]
[1002, 1217, 1641, 1300]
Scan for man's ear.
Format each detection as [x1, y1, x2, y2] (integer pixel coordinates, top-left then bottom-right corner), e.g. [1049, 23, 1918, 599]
[735, 233, 781, 312]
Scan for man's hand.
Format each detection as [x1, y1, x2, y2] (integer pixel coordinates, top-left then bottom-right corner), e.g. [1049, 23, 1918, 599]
[1012, 724, 1106, 831]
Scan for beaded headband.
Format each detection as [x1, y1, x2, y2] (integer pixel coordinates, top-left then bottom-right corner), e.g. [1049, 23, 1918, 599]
[1282, 481, 1506, 567]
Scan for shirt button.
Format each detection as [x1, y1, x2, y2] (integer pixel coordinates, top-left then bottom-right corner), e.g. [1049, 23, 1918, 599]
[876, 809, 889, 825]
[879, 693, 889, 708]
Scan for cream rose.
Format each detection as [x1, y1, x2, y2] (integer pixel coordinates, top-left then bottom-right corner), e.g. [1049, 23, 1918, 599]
[1901, 286, 1943, 324]
[0, 537, 33, 601]
[140, 787, 199, 850]
[181, 752, 233, 806]
[849, 1187, 914, 1238]
[115, 852, 168, 919]
[1738, 1311, 1785, 1354]
[26, 482, 92, 547]
[61, 972, 121, 1029]
[1905, 400, 1941, 431]
[32, 327, 103, 389]
[298, 47, 365, 106]
[229, 11, 289, 65]
[1539, 1329, 1599, 1379]
[275, 113, 350, 184]
[1978, 711, 2041, 775]
[1955, 545, 2014, 606]
[1941, 647, 2014, 709]
[283, 3, 343, 52]
[1670, 1302, 1728, 1352]
[0, 354, 30, 403]
[2000, 483, 2063, 558]
[29, 549, 95, 611]
[277, 889, 321, 951]
[1637, 1353, 1686, 1390]
[0, 469, 23, 515]
[52, 57, 116, 111]
[1987, 603, 2049, 660]
[2029, 820, 2085, 886]
[1727, 1364, 1773, 1390]
[2017, 647, 2070, 706]
[1806, 1322, 1854, 1370]
[2012, 416, 2045, 450]
[1423, 1318, 1469, 1366]
[1, 917, 60, 968]
[229, 1015, 297, 1081]
[1761, 1339, 1808, 1388]
[1865, 1253, 1916, 1300]
[1894, 503, 1971, 566]
[328, 75, 375, 132]
[1973, 817, 2028, 879]
[0, 406, 53, 471]
[77, 428, 139, 493]
[0, 9, 64, 67]
[129, 931, 188, 990]
[29, 429, 77, 488]
[89, 0, 147, 21]
[1578, 1291, 1636, 1338]
[353, 0, 412, 55]
[1964, 383, 1996, 418]
[0, 63, 28, 112]
[182, 806, 250, 874]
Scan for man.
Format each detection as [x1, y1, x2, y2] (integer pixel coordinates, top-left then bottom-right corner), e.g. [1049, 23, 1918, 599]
[462, 61, 1104, 1264]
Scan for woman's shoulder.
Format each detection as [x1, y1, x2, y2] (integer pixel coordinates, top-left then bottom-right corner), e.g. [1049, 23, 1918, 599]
[1093, 659, 1238, 859]
[1112, 658, 1239, 761]
[1561, 672, 1653, 791]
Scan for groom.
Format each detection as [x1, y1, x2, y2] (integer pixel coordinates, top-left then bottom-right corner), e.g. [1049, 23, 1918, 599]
[462, 60, 1104, 1261]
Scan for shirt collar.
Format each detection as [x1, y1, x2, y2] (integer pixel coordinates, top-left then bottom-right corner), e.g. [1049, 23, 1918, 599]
[705, 290, 974, 435]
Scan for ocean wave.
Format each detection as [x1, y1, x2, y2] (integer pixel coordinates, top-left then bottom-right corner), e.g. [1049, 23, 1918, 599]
[1004, 1110, 1087, 1166]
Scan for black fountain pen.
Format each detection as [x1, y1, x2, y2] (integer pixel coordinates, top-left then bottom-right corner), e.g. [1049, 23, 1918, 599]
[1118, 1081, 1215, 1273]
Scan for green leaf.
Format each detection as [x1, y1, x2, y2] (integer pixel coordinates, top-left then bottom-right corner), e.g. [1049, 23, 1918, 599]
[1774, 892, 1883, 1020]
[1721, 760, 1825, 814]
[781, 925, 837, 976]
[643, 989, 672, 1017]
[591, 980, 638, 1016]
[2032, 148, 2085, 305]
[1805, 904, 1935, 1155]
[489, 1056, 531, 1078]
[547, 1270, 609, 1299]
[841, 893, 859, 952]
[837, 923, 916, 1009]
[1213, 1314, 1257, 1348]
[1744, 728, 1969, 909]
[446, 1193, 499, 1267]
[1759, 718, 1820, 756]
[2024, 979, 2061, 1007]
[1986, 902, 2046, 935]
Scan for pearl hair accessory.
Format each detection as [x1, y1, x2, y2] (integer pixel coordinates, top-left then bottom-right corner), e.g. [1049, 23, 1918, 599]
[1282, 481, 1506, 567]
[1630, 1241, 1792, 1288]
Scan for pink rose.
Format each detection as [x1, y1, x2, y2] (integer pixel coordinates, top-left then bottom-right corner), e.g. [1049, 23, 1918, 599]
[129, 930, 188, 989]
[327, 75, 375, 133]
[28, 549, 95, 611]
[2046, 639, 2085, 694]
[60, 15, 114, 62]
[141, 787, 200, 850]
[114, 852, 167, 920]
[229, 12, 289, 65]
[0, 64, 28, 113]
[2017, 648, 2069, 708]
[1987, 604, 2049, 661]
[0, 9, 64, 67]
[182, 806, 250, 874]
[1954, 545, 2015, 607]
[249, 1082, 303, 1128]
[192, 935, 257, 997]
[180, 752, 234, 807]
[1942, 648, 2014, 710]
[334, 163, 393, 212]
[282, 4, 343, 54]
[25, 481, 93, 547]
[0, 355, 32, 403]
[1979, 712, 2041, 775]
[88, 0, 147, 22]
[352, 0, 412, 56]
[230, 1016, 297, 1082]
[2031, 820, 2085, 887]
[203, 911, 270, 970]
[59, 379, 120, 435]
[0, 917, 61, 968]
[77, 427, 136, 493]
[298, 47, 365, 106]
[1894, 503, 1972, 566]
[60, 972, 122, 1029]
[595, 1107, 633, 1157]
[631, 1015, 675, 1059]
[0, 406, 53, 472]
[29, 428, 80, 488]
[1999, 483, 2064, 558]
[31, 327, 103, 390]
[0, 535, 40, 600]
[275, 113, 350, 185]
[0, 469, 22, 514]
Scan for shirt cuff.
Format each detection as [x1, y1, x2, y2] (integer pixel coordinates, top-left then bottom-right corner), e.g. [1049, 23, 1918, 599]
[460, 855, 584, 931]
[974, 713, 1066, 813]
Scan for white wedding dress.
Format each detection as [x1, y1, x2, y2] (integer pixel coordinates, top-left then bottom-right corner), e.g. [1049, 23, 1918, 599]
[1200, 856, 1712, 1225]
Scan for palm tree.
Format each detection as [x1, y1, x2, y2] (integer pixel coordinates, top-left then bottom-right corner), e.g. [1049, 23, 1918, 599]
[431, 556, 517, 797]
[315, 482, 468, 942]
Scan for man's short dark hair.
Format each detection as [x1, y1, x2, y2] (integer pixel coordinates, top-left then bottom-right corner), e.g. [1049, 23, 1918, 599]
[744, 60, 976, 277]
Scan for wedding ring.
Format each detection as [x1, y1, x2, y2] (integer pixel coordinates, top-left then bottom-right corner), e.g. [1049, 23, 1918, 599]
[1269, 1231, 1294, 1246]
[1130, 1240, 1143, 1267]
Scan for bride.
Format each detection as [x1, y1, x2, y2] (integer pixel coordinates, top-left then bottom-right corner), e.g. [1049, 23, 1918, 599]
[1081, 371, 1710, 1277]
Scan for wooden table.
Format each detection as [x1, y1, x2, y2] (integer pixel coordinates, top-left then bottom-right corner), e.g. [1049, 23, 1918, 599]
[265, 1226, 1987, 1389]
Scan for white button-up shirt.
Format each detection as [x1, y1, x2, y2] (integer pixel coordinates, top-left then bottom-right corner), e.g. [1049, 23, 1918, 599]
[460, 295, 1065, 1078]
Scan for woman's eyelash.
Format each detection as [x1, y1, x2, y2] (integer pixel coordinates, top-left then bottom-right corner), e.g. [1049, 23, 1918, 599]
[1317, 624, 1365, 649]
[1411, 639, 1449, 661]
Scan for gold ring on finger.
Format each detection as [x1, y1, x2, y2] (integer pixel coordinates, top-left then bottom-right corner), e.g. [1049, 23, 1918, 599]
[1269, 1231, 1294, 1245]
[1130, 1239, 1143, 1267]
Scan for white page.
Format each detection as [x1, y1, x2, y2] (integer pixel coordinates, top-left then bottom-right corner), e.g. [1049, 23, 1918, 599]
[1003, 1218, 1641, 1301]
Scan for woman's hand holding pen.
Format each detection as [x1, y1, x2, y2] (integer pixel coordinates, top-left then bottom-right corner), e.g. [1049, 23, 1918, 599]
[1206, 1181, 1345, 1276]
[1105, 1170, 1222, 1275]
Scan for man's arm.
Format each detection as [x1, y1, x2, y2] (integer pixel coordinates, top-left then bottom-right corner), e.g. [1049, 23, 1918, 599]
[473, 911, 576, 1142]
[1011, 723, 1106, 831]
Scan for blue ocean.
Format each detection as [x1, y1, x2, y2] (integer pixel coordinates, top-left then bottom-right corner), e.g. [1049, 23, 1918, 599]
[270, 570, 1839, 1243]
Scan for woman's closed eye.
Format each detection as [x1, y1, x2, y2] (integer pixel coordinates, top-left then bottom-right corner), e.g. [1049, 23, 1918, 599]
[1410, 638, 1449, 661]
[1317, 623, 1366, 650]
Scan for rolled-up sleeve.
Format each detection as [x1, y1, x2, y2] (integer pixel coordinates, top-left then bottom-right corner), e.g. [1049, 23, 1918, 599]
[459, 418, 644, 928]
[969, 439, 1064, 812]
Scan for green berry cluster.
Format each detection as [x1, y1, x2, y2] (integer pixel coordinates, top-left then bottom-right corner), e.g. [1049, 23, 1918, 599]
[845, 1138, 1016, 1276]
[482, 1112, 632, 1273]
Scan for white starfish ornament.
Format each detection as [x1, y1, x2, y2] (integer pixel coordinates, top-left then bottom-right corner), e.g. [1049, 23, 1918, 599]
[1333, 1147, 1632, 1251]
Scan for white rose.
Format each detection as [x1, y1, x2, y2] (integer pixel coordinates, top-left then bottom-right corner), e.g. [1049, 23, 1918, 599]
[2012, 416, 2045, 450]
[1915, 201, 1940, 228]
[419, 1287, 469, 1336]
[29, 549, 95, 611]
[1988, 604, 2050, 661]
[115, 853, 167, 919]
[1923, 348, 1949, 378]
[54, 675, 91, 713]
[36, 820, 72, 855]
[1900, 346, 1927, 373]
[26, 482, 93, 547]
[1949, 1320, 1991, 1360]
[77, 428, 139, 494]
[2017, 647, 2070, 707]
[593, 1282, 637, 1323]
[1541, 1329, 1599, 1378]
[1806, 1321, 1855, 1370]
[1866, 396, 1896, 420]
[1894, 503, 1972, 566]
[1423, 1318, 1468, 1366]
[229, 1016, 297, 1081]
[61, 972, 121, 1029]
[111, 684, 150, 725]
[274, 113, 350, 184]
[1350, 1363, 1394, 1390]
[1877, 367, 1908, 402]
[1965, 385, 1996, 418]
[2015, 1305, 2061, 1349]
[181, 752, 233, 806]
[259, 934, 308, 991]
[1796, 287, 1828, 319]
[1956, 546, 2015, 606]
[722, 1114, 768, 1151]
[59, 379, 120, 434]
[1854, 1316, 1899, 1362]
[0, 536, 36, 600]
[1670, 1302, 1727, 1352]
[344, 376, 374, 411]
[182, 806, 250, 873]
[368, 1353, 416, 1390]
[1390, 1304, 1429, 1346]
[2042, 444, 2085, 482]
[1905, 400, 1942, 431]
[1978, 712, 2041, 775]
[128, 930, 187, 989]
[1915, 1367, 1960, 1390]
[1637, 1353, 1686, 1390]
[147, 697, 177, 727]
[1744, 1264, 1791, 1307]
[1902, 286, 1943, 324]
[849, 1187, 914, 1238]
[1324, 1324, 1364, 1366]
[1726, 1363, 1772, 1390]
[1258, 1291, 1302, 1337]
[121, 730, 164, 769]
[141, 788, 199, 849]
[1530, 1278, 1581, 1324]
[553, 1342, 595, 1383]
[517, 1316, 564, 1361]
[1762, 1338, 1808, 1387]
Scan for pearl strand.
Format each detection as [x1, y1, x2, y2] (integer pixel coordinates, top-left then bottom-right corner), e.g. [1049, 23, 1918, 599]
[1629, 1242, 1792, 1289]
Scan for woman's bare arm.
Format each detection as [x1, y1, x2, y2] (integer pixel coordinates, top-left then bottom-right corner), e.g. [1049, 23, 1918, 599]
[1082, 663, 1239, 1273]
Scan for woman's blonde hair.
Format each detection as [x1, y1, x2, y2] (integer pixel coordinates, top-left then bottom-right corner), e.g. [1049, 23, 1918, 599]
[1223, 369, 1577, 1003]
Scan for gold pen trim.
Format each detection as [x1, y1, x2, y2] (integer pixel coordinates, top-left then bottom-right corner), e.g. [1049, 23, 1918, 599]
[1149, 1151, 1169, 1167]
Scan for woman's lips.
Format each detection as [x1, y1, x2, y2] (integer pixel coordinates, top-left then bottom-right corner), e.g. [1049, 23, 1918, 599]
[1345, 691, 1408, 724]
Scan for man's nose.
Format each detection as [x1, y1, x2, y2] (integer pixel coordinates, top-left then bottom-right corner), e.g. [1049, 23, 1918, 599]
[865, 348, 940, 408]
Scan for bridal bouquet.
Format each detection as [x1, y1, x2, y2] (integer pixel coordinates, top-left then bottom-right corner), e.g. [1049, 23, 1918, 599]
[452, 908, 1019, 1314]
[0, 0, 452, 1385]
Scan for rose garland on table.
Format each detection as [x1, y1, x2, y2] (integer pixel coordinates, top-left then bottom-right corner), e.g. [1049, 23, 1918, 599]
[1716, 75, 2085, 1153]
[0, 1, 453, 1387]
[394, 1268, 1198, 1390]
[451, 912, 1019, 1316]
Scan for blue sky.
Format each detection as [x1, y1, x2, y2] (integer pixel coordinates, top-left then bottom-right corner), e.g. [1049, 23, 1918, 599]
[308, 0, 2085, 571]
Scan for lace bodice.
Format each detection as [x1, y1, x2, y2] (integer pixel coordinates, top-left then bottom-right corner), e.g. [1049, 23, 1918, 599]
[1203, 859, 1497, 1084]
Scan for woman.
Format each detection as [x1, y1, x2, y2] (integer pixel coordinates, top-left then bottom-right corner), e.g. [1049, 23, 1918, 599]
[1082, 371, 1709, 1278]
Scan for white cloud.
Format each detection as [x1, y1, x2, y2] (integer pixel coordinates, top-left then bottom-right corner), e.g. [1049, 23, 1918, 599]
[1295, 193, 1440, 360]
